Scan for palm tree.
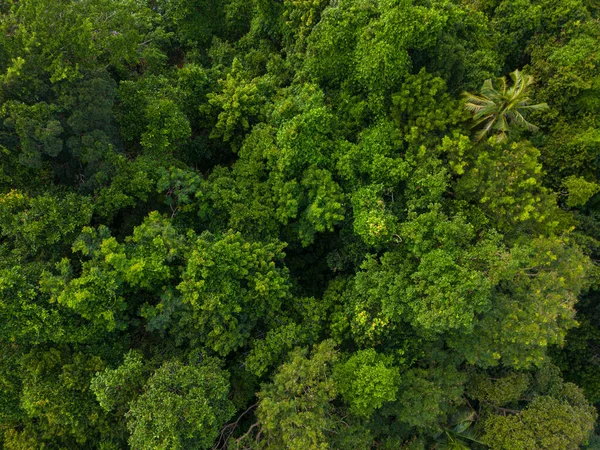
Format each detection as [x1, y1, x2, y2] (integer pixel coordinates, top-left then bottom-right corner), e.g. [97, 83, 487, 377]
[463, 69, 548, 142]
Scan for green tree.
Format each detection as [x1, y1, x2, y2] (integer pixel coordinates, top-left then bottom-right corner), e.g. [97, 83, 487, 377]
[463, 69, 549, 142]
[334, 349, 400, 417]
[117, 76, 191, 155]
[91, 350, 146, 416]
[156, 230, 290, 355]
[254, 340, 340, 449]
[478, 365, 597, 450]
[12, 347, 119, 447]
[1, 0, 600, 447]
[127, 358, 235, 450]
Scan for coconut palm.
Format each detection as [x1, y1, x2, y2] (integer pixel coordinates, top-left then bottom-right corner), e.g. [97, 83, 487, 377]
[463, 69, 548, 142]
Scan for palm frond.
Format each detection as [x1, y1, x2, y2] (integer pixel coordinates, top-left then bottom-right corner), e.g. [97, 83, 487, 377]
[519, 102, 549, 111]
[464, 69, 546, 142]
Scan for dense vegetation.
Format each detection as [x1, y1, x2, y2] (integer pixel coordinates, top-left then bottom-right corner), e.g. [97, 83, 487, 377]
[1, 0, 600, 448]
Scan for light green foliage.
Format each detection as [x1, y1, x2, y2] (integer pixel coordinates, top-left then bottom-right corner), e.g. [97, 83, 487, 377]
[343, 206, 497, 345]
[359, 0, 446, 96]
[173, 231, 290, 355]
[0, 0, 599, 447]
[398, 208, 496, 333]
[304, 0, 454, 116]
[127, 358, 235, 450]
[455, 140, 559, 233]
[272, 84, 336, 174]
[563, 175, 600, 207]
[403, 148, 450, 212]
[336, 119, 409, 188]
[208, 58, 270, 143]
[452, 236, 592, 369]
[304, 0, 378, 88]
[42, 254, 126, 333]
[483, 395, 594, 449]
[0, 264, 63, 344]
[335, 120, 409, 246]
[0, 190, 99, 346]
[41, 212, 186, 331]
[352, 0, 431, 96]
[88, 211, 185, 287]
[140, 98, 191, 153]
[206, 84, 345, 245]
[256, 340, 339, 449]
[306, 0, 497, 108]
[439, 132, 473, 176]
[391, 69, 462, 138]
[297, 166, 345, 245]
[351, 185, 400, 246]
[2, 0, 158, 83]
[334, 349, 400, 417]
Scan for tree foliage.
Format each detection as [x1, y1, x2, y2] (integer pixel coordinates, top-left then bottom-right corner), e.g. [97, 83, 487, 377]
[0, 0, 599, 448]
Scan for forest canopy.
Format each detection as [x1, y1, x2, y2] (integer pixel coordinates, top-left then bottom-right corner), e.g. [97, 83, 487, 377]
[1, 0, 600, 448]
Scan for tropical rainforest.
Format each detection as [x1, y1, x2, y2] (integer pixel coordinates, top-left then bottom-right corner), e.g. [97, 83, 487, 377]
[1, 0, 600, 448]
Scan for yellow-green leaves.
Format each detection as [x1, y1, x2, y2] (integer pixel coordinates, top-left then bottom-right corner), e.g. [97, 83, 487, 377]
[451, 236, 592, 369]
[456, 140, 561, 234]
[42, 213, 185, 332]
[334, 349, 400, 417]
[208, 58, 270, 144]
[352, 185, 399, 246]
[562, 175, 600, 207]
[0, 190, 93, 256]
